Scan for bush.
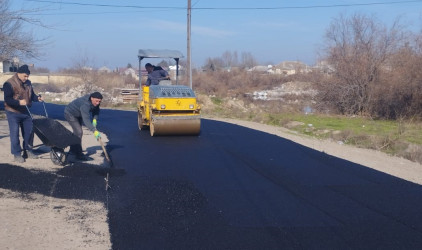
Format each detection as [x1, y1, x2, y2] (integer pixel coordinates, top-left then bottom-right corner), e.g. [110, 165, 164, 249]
[32, 83, 62, 93]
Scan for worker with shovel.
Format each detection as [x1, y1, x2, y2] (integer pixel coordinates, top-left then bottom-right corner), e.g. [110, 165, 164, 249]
[64, 92, 103, 161]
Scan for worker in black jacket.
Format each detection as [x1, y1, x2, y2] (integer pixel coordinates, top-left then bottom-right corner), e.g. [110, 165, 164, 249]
[3, 65, 43, 163]
[64, 92, 103, 161]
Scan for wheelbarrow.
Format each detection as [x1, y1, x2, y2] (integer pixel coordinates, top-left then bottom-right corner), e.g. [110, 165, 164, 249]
[27, 102, 80, 166]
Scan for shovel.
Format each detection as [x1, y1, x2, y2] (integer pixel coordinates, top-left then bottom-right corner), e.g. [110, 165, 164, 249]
[93, 120, 113, 167]
[98, 136, 113, 167]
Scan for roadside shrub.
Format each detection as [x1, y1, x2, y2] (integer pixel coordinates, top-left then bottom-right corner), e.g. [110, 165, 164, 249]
[32, 83, 62, 93]
[192, 71, 289, 98]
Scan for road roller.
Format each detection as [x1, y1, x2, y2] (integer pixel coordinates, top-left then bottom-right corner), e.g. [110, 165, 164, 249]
[137, 49, 201, 136]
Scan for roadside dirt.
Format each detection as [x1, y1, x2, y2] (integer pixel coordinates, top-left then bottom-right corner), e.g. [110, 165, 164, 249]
[0, 117, 112, 250]
[1, 112, 422, 249]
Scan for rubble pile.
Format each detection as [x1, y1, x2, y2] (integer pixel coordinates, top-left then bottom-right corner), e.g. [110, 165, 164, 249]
[63, 84, 107, 102]
[40, 84, 113, 104]
[251, 81, 317, 101]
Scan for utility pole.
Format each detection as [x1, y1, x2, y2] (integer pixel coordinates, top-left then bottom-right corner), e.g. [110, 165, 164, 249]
[187, 0, 192, 89]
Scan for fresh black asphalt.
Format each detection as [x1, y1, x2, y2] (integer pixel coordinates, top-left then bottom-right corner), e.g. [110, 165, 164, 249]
[2, 101, 422, 249]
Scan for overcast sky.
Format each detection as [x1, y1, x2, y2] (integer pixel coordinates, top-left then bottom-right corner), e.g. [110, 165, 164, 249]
[10, 0, 422, 70]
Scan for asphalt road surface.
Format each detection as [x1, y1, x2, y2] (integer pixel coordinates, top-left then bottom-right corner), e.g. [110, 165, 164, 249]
[23, 103, 422, 249]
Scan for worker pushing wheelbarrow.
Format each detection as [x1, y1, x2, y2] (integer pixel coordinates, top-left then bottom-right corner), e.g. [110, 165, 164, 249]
[30, 92, 110, 166]
[28, 101, 80, 166]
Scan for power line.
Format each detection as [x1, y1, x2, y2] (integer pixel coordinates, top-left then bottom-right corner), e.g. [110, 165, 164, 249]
[24, 0, 422, 11]
[24, 0, 184, 10]
[194, 1, 422, 10]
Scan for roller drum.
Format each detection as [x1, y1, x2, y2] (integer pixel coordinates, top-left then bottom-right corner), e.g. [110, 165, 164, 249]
[150, 115, 200, 136]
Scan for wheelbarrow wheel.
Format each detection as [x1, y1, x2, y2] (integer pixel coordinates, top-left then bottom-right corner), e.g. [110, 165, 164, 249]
[50, 147, 66, 166]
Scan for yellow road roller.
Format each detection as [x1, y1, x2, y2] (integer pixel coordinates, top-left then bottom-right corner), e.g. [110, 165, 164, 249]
[137, 49, 201, 136]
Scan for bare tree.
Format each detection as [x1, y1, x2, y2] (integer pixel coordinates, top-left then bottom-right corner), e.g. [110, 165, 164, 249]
[371, 35, 422, 119]
[320, 13, 405, 115]
[221, 51, 232, 68]
[222, 50, 239, 68]
[203, 57, 224, 71]
[0, 0, 47, 62]
[240, 51, 257, 69]
[64, 52, 102, 94]
[233, 51, 238, 67]
[61, 53, 126, 103]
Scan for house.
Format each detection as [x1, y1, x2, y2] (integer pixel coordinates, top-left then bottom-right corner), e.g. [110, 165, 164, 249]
[117, 67, 138, 78]
[168, 65, 184, 79]
[274, 61, 310, 75]
[0, 60, 14, 73]
[98, 66, 112, 73]
[247, 65, 274, 74]
[169, 65, 182, 71]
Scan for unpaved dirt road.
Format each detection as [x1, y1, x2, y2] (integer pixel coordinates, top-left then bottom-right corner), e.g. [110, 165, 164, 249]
[0, 117, 112, 250]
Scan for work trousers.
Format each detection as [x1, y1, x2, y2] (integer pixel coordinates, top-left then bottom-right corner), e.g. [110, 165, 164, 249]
[64, 111, 84, 155]
[6, 110, 33, 155]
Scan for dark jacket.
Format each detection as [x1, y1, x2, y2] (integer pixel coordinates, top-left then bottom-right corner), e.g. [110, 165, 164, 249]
[64, 94, 100, 132]
[146, 66, 170, 86]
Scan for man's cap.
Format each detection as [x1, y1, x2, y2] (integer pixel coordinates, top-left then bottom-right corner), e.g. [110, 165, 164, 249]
[145, 63, 153, 68]
[90, 92, 103, 99]
[17, 65, 30, 75]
